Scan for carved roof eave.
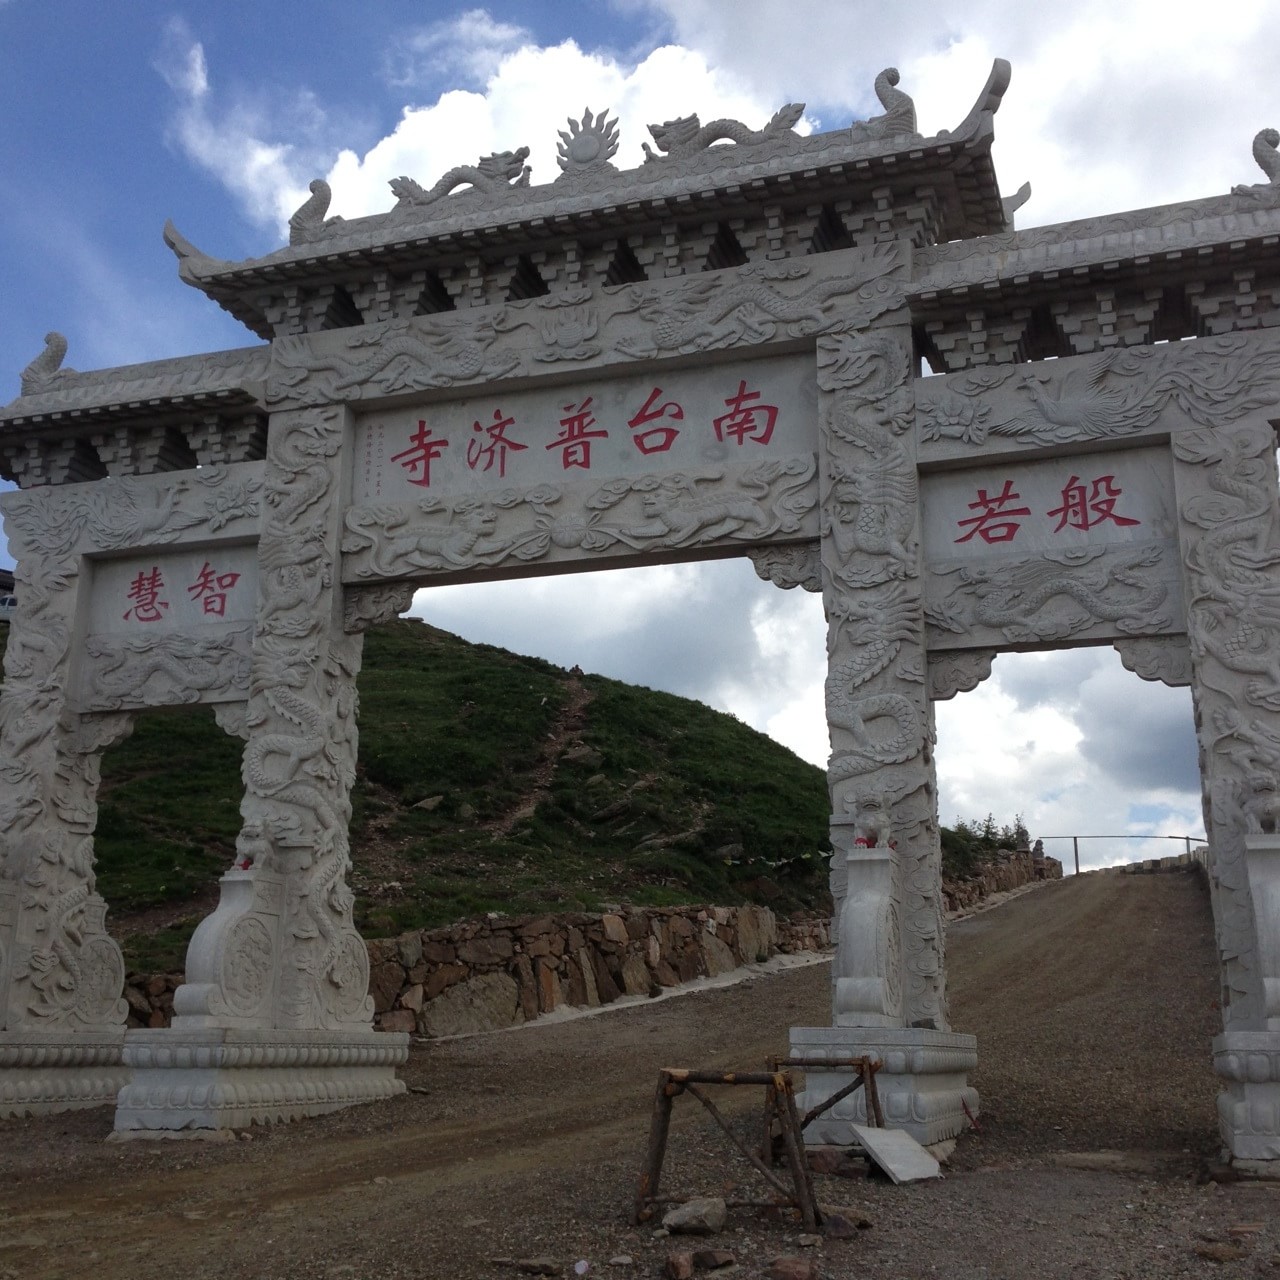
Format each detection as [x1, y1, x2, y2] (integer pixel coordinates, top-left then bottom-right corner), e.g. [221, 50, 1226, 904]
[0, 345, 269, 434]
[910, 183, 1280, 306]
[167, 61, 1010, 320]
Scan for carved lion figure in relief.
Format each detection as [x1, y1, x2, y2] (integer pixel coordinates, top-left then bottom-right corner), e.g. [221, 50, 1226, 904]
[1243, 772, 1280, 835]
[625, 486, 767, 545]
[849, 793, 893, 849]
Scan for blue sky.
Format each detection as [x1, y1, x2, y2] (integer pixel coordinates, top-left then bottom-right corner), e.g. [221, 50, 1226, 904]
[3, 0, 1276, 866]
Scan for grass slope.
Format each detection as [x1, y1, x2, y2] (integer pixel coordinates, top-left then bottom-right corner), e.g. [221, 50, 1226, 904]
[91, 620, 832, 969]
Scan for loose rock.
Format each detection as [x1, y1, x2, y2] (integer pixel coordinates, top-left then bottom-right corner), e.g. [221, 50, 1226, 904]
[662, 1197, 727, 1236]
[1193, 1241, 1247, 1263]
[664, 1252, 694, 1280]
[765, 1259, 818, 1280]
[821, 1210, 872, 1238]
[691, 1248, 736, 1270]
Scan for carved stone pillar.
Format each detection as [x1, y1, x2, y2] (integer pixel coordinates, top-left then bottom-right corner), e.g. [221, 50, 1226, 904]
[790, 329, 977, 1145]
[0, 514, 133, 1112]
[1172, 413, 1280, 1163]
[115, 405, 407, 1131]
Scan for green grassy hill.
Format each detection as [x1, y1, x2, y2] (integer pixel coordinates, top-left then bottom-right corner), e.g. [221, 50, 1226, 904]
[91, 620, 833, 969]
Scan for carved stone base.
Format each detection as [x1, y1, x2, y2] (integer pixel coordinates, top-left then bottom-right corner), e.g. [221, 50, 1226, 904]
[113, 1027, 409, 1132]
[0, 1029, 129, 1116]
[789, 1025, 978, 1146]
[1215, 1030, 1280, 1162]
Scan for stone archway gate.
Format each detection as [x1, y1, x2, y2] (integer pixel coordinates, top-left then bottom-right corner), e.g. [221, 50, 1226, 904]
[3, 61, 1280, 1162]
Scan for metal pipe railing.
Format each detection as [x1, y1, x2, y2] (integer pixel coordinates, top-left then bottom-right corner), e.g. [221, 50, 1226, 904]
[1033, 834, 1207, 875]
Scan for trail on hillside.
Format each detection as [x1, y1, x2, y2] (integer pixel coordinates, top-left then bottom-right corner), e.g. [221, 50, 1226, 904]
[2, 871, 1263, 1280]
[486, 675, 594, 839]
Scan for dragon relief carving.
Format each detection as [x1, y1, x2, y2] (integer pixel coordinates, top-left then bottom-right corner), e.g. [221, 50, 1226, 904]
[613, 245, 903, 359]
[343, 583, 418, 634]
[341, 458, 818, 580]
[80, 627, 254, 711]
[818, 329, 945, 1031]
[749, 542, 821, 592]
[926, 545, 1173, 645]
[1114, 636, 1193, 688]
[825, 580, 924, 779]
[642, 102, 804, 162]
[390, 148, 532, 208]
[0, 496, 137, 1032]
[222, 408, 373, 1030]
[1172, 411, 1280, 1026]
[0, 721, 130, 1031]
[927, 651, 997, 701]
[268, 321, 521, 406]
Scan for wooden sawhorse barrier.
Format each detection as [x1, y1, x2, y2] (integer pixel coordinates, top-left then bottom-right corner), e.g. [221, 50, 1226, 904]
[631, 1067, 821, 1230]
[768, 1054, 884, 1153]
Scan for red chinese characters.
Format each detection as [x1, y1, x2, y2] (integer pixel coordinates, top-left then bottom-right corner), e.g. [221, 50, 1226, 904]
[467, 409, 527, 478]
[188, 562, 243, 617]
[713, 379, 778, 446]
[954, 473, 1141, 545]
[626, 386, 683, 455]
[955, 480, 1032, 545]
[1047, 475, 1141, 532]
[391, 420, 449, 488]
[546, 397, 608, 470]
[124, 562, 244, 623]
[123, 567, 169, 623]
[382, 374, 788, 487]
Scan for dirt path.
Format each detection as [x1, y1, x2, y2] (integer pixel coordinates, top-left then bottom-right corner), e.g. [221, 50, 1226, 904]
[487, 675, 594, 838]
[2, 871, 1277, 1280]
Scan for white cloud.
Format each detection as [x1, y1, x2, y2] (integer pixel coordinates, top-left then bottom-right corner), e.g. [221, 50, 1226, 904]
[154, 17, 343, 230]
[149, 7, 1236, 867]
[154, 19, 208, 99]
[409, 558, 825, 755]
[384, 9, 532, 90]
[324, 40, 786, 222]
[935, 649, 1203, 871]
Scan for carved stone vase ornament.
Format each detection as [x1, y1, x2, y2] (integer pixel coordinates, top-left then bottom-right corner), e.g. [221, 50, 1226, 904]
[3, 62, 1280, 1163]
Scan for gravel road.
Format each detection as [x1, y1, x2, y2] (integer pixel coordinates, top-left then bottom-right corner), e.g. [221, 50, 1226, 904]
[2, 870, 1277, 1280]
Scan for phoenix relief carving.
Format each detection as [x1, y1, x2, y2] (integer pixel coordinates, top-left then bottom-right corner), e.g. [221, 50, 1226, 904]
[918, 336, 1280, 448]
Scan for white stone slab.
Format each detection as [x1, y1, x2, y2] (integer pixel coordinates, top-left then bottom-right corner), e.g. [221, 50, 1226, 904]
[353, 352, 818, 503]
[88, 544, 258, 634]
[851, 1122, 942, 1183]
[921, 445, 1178, 564]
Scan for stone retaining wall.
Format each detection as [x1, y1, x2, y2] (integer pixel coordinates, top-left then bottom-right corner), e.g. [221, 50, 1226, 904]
[124, 903, 805, 1034]
[1118, 847, 1209, 875]
[943, 848, 1063, 912]
[121, 844, 1057, 1034]
[365, 904, 786, 1037]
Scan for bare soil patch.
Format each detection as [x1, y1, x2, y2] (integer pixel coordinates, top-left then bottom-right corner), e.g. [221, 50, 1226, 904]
[2, 871, 1277, 1280]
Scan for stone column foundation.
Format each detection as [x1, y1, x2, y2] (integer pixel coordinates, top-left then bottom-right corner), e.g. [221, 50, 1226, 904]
[113, 1027, 409, 1132]
[789, 1025, 978, 1146]
[0, 1029, 129, 1116]
[1214, 1031, 1280, 1163]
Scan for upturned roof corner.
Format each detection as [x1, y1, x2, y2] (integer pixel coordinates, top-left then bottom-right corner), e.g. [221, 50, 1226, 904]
[161, 60, 1014, 342]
